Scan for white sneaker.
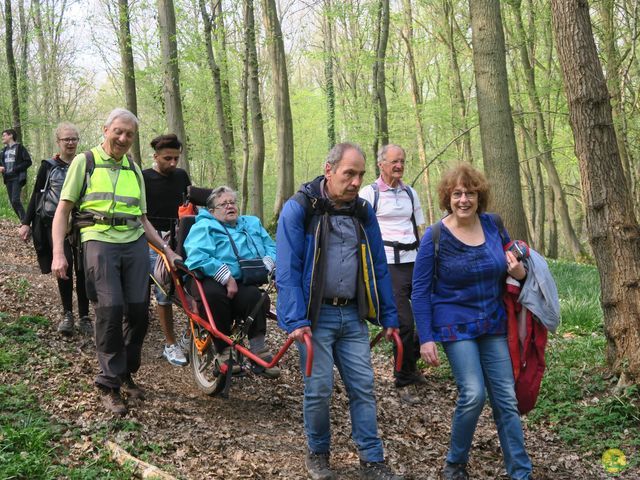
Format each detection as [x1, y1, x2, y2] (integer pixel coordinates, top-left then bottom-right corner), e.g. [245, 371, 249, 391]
[163, 343, 188, 366]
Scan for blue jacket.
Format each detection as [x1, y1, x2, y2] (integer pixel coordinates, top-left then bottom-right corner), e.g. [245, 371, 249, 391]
[184, 208, 276, 283]
[275, 176, 398, 334]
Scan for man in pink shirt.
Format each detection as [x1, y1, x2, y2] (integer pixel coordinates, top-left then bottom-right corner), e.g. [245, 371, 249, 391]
[360, 144, 426, 405]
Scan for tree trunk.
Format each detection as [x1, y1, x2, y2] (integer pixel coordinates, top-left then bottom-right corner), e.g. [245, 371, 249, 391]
[17, 0, 28, 145]
[551, 0, 640, 384]
[371, 0, 390, 160]
[546, 185, 558, 259]
[5, 0, 22, 141]
[323, 0, 336, 150]
[199, 0, 237, 189]
[117, 0, 141, 165]
[157, 0, 190, 174]
[401, 0, 433, 224]
[442, 0, 472, 164]
[261, 0, 294, 218]
[469, 0, 528, 241]
[244, 0, 265, 220]
[509, 0, 585, 258]
[240, 49, 250, 216]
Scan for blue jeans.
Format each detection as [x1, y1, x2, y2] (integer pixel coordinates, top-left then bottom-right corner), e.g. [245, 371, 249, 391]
[443, 335, 532, 480]
[298, 304, 384, 462]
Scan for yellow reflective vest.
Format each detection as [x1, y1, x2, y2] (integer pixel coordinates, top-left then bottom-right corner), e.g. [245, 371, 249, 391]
[79, 147, 142, 233]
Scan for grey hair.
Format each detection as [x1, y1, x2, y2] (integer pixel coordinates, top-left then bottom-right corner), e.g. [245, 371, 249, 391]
[376, 144, 406, 165]
[104, 108, 139, 129]
[206, 186, 237, 209]
[325, 142, 366, 171]
[55, 122, 79, 140]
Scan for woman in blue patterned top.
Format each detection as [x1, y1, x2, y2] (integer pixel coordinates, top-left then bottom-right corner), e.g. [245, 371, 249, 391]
[412, 164, 533, 480]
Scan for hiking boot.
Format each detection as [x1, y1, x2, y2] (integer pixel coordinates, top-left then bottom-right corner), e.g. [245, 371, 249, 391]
[442, 462, 469, 480]
[398, 385, 421, 405]
[359, 461, 405, 480]
[57, 311, 74, 336]
[121, 374, 145, 400]
[78, 316, 94, 335]
[215, 347, 241, 374]
[411, 372, 428, 385]
[251, 348, 281, 379]
[305, 451, 336, 480]
[98, 386, 127, 416]
[163, 343, 188, 366]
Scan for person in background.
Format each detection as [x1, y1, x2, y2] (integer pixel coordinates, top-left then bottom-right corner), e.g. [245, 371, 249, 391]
[411, 163, 533, 480]
[18, 123, 92, 336]
[143, 134, 191, 367]
[0, 128, 32, 221]
[276, 142, 405, 480]
[51, 108, 180, 416]
[360, 144, 426, 405]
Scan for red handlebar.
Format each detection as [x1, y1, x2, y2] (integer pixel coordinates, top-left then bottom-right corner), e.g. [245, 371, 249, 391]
[370, 330, 403, 372]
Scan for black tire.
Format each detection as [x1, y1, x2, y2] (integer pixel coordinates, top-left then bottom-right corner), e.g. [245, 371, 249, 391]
[190, 328, 226, 396]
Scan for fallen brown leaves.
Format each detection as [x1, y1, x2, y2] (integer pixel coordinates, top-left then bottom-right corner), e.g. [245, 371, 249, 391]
[0, 219, 627, 479]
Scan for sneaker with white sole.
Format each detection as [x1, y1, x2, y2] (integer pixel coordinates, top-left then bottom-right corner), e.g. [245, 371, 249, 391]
[163, 343, 188, 366]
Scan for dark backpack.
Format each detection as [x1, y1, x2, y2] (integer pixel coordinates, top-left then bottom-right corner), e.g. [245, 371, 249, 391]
[36, 159, 69, 219]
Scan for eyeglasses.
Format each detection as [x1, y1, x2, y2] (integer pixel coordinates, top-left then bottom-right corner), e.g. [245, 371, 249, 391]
[58, 137, 79, 144]
[214, 201, 237, 209]
[451, 190, 477, 200]
[384, 159, 405, 166]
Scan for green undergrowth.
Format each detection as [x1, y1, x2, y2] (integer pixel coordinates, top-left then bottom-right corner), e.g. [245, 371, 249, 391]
[0, 313, 135, 479]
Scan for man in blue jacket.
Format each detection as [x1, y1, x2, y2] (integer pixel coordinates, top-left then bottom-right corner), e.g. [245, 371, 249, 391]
[276, 142, 404, 480]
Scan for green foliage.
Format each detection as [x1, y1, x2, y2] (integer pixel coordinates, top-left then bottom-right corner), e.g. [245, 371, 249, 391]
[527, 261, 640, 462]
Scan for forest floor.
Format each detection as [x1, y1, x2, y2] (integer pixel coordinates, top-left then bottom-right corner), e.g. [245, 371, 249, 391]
[0, 218, 632, 479]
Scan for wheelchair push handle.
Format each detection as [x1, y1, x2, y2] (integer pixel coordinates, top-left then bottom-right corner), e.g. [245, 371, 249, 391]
[370, 330, 403, 373]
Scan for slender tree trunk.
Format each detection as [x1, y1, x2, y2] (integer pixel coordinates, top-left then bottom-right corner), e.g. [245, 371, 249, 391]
[32, 0, 51, 155]
[5, 0, 22, 141]
[244, 0, 265, 220]
[401, 0, 433, 223]
[117, 0, 141, 165]
[442, 0, 472, 163]
[199, 0, 237, 189]
[546, 185, 558, 259]
[551, 0, 640, 384]
[469, 0, 528, 241]
[261, 0, 294, 217]
[597, 0, 635, 208]
[157, 0, 190, 174]
[240, 50, 250, 216]
[17, 0, 28, 145]
[371, 0, 390, 160]
[212, 1, 235, 155]
[323, 0, 336, 150]
[509, 0, 585, 258]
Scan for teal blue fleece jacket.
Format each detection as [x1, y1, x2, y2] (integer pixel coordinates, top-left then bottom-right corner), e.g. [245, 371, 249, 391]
[184, 208, 276, 284]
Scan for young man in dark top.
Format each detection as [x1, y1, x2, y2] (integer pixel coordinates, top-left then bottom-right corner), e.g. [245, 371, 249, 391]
[143, 134, 191, 366]
[1, 128, 32, 221]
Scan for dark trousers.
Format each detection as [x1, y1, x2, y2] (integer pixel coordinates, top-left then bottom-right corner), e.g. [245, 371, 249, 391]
[5, 179, 25, 221]
[389, 262, 422, 387]
[84, 236, 150, 389]
[188, 276, 267, 353]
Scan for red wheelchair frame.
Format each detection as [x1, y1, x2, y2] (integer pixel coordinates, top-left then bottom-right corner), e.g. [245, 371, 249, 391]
[150, 189, 403, 398]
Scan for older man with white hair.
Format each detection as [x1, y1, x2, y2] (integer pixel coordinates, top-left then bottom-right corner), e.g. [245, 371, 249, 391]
[51, 108, 180, 416]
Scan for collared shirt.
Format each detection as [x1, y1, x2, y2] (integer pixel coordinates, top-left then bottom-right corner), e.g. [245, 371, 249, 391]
[60, 144, 146, 244]
[321, 179, 359, 299]
[360, 177, 425, 264]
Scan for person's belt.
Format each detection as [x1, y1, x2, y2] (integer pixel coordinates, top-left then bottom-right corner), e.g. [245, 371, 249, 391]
[93, 217, 137, 227]
[322, 297, 356, 307]
[383, 240, 419, 264]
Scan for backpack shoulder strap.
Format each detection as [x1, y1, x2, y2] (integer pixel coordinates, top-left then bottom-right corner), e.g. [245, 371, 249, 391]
[402, 184, 420, 243]
[291, 191, 314, 231]
[489, 213, 508, 246]
[79, 150, 95, 202]
[371, 182, 379, 212]
[431, 221, 442, 293]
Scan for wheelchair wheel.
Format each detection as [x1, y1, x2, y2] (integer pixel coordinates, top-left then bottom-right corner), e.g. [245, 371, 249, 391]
[190, 328, 226, 396]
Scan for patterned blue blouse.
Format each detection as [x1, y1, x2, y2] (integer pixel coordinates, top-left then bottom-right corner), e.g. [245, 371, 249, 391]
[412, 213, 510, 343]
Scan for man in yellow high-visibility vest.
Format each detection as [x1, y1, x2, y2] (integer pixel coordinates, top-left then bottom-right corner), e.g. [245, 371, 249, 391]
[51, 108, 180, 416]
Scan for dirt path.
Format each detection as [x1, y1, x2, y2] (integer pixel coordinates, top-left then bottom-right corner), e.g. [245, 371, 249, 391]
[0, 219, 622, 479]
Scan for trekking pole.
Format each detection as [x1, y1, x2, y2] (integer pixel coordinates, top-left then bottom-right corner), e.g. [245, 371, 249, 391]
[370, 330, 403, 372]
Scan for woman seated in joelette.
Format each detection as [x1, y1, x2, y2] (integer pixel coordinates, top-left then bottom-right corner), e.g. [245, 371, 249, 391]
[183, 186, 279, 378]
